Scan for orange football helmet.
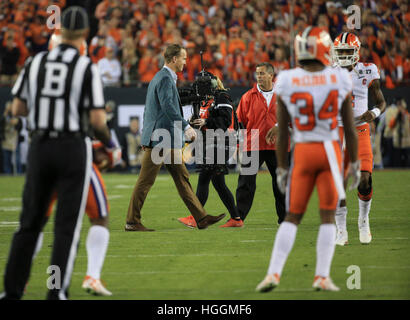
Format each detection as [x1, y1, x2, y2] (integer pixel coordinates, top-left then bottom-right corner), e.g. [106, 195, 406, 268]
[333, 32, 361, 67]
[294, 26, 333, 66]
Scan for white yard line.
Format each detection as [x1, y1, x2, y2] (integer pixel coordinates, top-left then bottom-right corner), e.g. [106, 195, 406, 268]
[0, 198, 21, 202]
[0, 206, 21, 211]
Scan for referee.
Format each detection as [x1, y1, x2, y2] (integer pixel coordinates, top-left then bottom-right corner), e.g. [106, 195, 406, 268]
[0, 7, 114, 300]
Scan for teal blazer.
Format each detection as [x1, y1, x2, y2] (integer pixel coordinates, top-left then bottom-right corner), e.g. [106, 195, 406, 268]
[141, 68, 189, 149]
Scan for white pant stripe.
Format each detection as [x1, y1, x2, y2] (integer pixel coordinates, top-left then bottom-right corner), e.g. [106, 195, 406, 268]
[58, 137, 92, 300]
[323, 141, 345, 201]
[90, 168, 108, 218]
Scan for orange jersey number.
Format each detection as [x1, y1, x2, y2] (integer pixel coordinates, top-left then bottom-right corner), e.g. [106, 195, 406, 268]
[292, 92, 315, 131]
[292, 90, 339, 131]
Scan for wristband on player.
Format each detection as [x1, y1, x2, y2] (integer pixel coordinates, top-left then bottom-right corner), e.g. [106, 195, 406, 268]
[370, 107, 381, 118]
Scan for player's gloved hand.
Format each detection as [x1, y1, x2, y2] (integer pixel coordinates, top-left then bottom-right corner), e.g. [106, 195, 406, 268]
[276, 167, 289, 194]
[105, 140, 122, 168]
[106, 147, 122, 167]
[348, 160, 361, 191]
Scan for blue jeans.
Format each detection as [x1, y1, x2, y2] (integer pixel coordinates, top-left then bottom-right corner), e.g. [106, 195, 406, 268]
[2, 149, 13, 174]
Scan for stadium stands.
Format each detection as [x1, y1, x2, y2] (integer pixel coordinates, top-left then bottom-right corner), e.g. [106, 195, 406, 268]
[0, 0, 408, 87]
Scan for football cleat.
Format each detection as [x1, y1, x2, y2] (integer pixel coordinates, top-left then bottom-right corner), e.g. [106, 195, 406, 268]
[312, 276, 340, 292]
[359, 218, 372, 244]
[177, 215, 197, 228]
[219, 218, 244, 228]
[82, 276, 112, 296]
[335, 229, 349, 246]
[255, 273, 280, 293]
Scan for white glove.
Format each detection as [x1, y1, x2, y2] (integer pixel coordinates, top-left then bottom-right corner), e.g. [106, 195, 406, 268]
[347, 160, 361, 191]
[184, 126, 197, 142]
[276, 167, 289, 194]
[106, 146, 122, 167]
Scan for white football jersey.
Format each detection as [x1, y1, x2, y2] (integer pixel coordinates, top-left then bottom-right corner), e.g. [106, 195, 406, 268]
[338, 62, 380, 126]
[275, 66, 352, 143]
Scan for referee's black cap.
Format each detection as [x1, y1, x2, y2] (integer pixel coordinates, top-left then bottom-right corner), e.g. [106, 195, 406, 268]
[61, 6, 89, 30]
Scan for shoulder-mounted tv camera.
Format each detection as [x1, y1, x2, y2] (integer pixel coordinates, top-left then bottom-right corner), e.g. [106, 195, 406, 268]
[178, 51, 219, 122]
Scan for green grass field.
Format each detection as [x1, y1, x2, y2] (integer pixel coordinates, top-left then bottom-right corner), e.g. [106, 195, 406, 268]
[0, 170, 409, 300]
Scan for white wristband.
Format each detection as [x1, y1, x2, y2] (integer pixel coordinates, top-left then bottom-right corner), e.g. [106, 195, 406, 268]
[371, 107, 381, 118]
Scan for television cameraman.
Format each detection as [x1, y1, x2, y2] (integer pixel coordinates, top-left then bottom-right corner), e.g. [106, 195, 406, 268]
[178, 72, 243, 228]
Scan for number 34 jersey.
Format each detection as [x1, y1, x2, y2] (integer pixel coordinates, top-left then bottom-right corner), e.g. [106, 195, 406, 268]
[274, 66, 352, 143]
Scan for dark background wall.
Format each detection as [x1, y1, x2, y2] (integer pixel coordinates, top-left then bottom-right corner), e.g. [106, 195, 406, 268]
[1, 85, 409, 148]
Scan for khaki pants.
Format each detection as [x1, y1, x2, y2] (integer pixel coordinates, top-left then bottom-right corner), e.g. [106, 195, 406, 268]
[126, 148, 207, 224]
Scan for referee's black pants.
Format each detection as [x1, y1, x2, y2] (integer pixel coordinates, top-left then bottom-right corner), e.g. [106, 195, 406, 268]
[236, 150, 287, 223]
[2, 135, 92, 300]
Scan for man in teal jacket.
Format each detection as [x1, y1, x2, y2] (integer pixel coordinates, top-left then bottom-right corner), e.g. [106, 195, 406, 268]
[125, 44, 225, 231]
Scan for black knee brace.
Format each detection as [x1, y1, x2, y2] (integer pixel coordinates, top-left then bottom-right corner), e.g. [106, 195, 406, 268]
[358, 173, 372, 196]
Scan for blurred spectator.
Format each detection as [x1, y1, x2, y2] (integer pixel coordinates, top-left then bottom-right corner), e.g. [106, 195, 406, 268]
[16, 117, 29, 173]
[104, 99, 125, 170]
[206, 38, 225, 80]
[388, 98, 410, 167]
[226, 26, 248, 85]
[272, 47, 290, 74]
[360, 44, 382, 70]
[0, 35, 20, 85]
[184, 42, 201, 82]
[138, 48, 159, 84]
[226, 47, 249, 85]
[125, 117, 143, 173]
[105, 100, 116, 130]
[98, 46, 122, 87]
[382, 44, 404, 86]
[89, 22, 117, 64]
[30, 14, 50, 53]
[95, 0, 113, 20]
[1, 101, 19, 174]
[121, 37, 139, 86]
[382, 100, 398, 167]
[373, 118, 384, 169]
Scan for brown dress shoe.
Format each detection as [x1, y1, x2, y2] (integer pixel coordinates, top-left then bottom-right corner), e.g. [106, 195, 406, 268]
[197, 213, 226, 230]
[124, 223, 155, 232]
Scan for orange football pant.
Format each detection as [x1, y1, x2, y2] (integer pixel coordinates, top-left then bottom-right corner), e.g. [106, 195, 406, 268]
[339, 123, 373, 176]
[46, 163, 109, 219]
[287, 141, 342, 214]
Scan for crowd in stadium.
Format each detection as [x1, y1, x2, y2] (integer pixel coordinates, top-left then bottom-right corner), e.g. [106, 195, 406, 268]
[0, 0, 409, 87]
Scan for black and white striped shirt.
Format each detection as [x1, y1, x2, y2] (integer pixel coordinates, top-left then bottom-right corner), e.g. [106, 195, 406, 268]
[12, 44, 105, 133]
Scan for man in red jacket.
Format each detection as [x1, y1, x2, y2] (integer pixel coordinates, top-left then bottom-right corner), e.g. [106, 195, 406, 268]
[236, 62, 287, 224]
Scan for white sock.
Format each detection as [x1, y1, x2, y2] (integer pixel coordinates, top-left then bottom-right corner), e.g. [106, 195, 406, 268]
[267, 221, 298, 276]
[315, 224, 336, 277]
[86, 225, 110, 280]
[358, 199, 372, 223]
[32, 232, 44, 260]
[335, 206, 347, 232]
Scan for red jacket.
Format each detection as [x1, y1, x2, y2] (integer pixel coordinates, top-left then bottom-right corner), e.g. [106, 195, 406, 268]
[236, 84, 278, 151]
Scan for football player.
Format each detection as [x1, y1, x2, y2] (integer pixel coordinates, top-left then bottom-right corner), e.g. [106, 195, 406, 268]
[256, 26, 360, 292]
[333, 32, 386, 245]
